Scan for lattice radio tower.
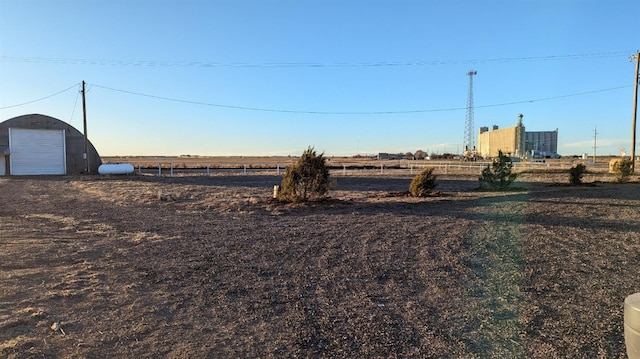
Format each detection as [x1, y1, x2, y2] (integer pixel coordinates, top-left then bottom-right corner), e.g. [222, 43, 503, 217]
[463, 70, 477, 154]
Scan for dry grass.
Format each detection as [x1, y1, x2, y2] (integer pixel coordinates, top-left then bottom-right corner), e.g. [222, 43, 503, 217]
[0, 173, 638, 358]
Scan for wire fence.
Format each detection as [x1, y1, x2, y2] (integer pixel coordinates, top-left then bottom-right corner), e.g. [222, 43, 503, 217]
[117, 158, 616, 179]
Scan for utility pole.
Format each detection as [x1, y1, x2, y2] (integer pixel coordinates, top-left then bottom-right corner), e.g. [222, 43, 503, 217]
[630, 51, 639, 173]
[82, 81, 89, 173]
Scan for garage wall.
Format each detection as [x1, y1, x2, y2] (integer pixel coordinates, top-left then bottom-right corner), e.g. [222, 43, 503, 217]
[9, 128, 66, 175]
[0, 114, 102, 174]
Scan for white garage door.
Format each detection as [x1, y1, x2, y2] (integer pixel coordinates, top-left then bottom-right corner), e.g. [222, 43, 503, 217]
[9, 128, 66, 175]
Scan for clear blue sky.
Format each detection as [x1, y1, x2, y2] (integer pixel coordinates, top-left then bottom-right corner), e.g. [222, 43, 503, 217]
[1, 0, 638, 157]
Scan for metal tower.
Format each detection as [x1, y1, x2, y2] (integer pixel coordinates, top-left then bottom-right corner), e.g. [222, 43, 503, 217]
[463, 70, 477, 154]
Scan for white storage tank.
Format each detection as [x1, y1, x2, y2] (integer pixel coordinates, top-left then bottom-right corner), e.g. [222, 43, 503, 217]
[98, 163, 134, 175]
[625, 292, 640, 358]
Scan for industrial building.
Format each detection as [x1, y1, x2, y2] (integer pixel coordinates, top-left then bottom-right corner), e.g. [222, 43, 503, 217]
[477, 114, 558, 159]
[525, 129, 559, 158]
[0, 114, 101, 175]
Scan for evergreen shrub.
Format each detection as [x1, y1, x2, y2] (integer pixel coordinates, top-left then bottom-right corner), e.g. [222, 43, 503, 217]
[479, 150, 518, 191]
[409, 167, 438, 196]
[278, 147, 330, 202]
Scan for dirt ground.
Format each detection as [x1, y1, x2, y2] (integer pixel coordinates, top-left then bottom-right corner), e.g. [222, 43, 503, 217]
[1, 173, 639, 358]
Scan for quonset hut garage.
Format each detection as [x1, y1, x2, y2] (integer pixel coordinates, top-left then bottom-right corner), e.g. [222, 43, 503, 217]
[0, 114, 101, 175]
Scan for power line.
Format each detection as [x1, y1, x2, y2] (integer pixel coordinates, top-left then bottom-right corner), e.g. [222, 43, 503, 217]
[69, 86, 81, 125]
[91, 83, 632, 115]
[0, 83, 80, 110]
[0, 81, 631, 115]
[475, 85, 632, 109]
[0, 51, 631, 68]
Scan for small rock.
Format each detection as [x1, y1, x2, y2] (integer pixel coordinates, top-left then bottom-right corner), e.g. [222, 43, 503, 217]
[51, 321, 66, 335]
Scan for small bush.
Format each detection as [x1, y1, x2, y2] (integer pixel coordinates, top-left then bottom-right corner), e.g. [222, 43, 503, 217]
[569, 163, 586, 185]
[479, 150, 518, 191]
[611, 158, 633, 183]
[278, 147, 330, 202]
[409, 167, 438, 197]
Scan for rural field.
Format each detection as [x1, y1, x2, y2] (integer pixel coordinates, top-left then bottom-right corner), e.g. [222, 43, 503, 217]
[1, 166, 639, 357]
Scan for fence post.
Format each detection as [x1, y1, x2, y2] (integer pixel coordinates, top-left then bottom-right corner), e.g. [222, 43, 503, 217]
[277, 164, 280, 175]
[170, 158, 174, 177]
[343, 164, 346, 175]
[158, 157, 162, 176]
[206, 165, 210, 176]
[381, 164, 384, 174]
[243, 165, 247, 175]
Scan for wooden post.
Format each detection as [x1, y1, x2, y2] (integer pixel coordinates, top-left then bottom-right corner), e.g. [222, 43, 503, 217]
[81, 81, 89, 173]
[630, 51, 639, 173]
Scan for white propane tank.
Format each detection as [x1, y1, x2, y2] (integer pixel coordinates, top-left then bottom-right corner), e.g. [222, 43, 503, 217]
[98, 163, 135, 175]
[626, 292, 640, 358]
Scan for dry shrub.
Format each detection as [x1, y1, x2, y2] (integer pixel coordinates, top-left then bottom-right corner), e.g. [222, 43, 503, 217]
[409, 167, 438, 196]
[278, 147, 330, 202]
[610, 158, 633, 183]
[569, 163, 586, 185]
